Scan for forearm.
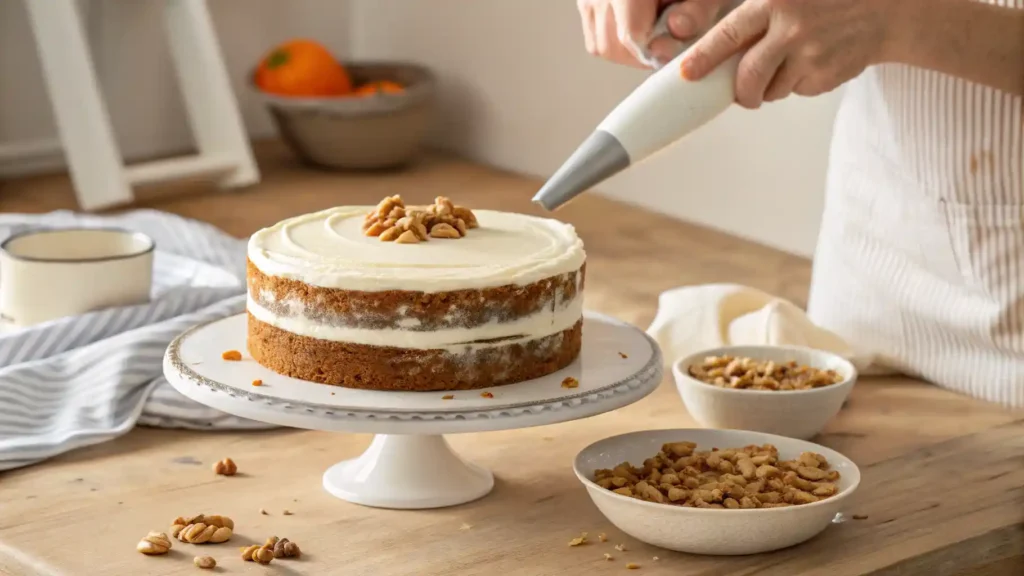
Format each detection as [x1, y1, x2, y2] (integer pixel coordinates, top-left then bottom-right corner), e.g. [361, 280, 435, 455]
[884, 0, 1024, 96]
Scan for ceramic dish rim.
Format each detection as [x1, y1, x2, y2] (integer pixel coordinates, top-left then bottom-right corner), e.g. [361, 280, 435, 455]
[0, 227, 156, 264]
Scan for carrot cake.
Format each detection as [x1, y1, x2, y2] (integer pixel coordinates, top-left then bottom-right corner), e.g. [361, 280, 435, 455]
[246, 196, 586, 391]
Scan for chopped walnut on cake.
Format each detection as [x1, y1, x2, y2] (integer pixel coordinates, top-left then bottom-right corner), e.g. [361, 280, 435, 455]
[362, 195, 478, 244]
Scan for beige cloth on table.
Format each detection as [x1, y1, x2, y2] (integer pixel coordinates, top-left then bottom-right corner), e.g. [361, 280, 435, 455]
[646, 284, 877, 373]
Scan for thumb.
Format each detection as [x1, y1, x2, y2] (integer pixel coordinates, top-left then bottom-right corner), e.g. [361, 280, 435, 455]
[664, 0, 730, 40]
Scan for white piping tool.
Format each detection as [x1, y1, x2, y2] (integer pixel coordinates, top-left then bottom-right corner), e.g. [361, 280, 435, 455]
[533, 2, 742, 211]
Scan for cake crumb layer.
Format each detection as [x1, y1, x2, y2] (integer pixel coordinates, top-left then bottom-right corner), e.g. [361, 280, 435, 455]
[247, 314, 583, 391]
[248, 260, 585, 331]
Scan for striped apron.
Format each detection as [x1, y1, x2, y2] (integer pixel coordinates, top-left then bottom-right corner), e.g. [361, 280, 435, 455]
[806, 1, 1024, 407]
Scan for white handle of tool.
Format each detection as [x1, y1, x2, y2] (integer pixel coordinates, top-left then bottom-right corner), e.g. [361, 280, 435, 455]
[598, 2, 744, 161]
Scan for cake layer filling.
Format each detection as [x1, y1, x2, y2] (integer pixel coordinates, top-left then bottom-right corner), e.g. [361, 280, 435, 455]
[247, 207, 586, 292]
[246, 291, 583, 351]
[247, 262, 584, 331]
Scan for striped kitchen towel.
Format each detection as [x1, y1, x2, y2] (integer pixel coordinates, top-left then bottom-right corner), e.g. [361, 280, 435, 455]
[0, 210, 274, 471]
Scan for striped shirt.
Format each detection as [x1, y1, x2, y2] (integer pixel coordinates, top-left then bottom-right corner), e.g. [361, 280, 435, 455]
[807, 0, 1024, 407]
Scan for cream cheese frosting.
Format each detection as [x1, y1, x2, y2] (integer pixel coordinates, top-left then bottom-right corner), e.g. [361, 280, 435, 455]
[247, 206, 586, 292]
[246, 292, 583, 351]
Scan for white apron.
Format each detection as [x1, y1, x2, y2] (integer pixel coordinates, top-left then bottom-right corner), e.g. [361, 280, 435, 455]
[807, 2, 1024, 407]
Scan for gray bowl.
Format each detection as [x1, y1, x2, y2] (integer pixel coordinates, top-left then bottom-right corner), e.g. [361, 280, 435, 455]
[252, 62, 436, 170]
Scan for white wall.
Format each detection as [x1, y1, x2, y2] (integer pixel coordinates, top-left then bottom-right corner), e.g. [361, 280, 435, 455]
[349, 0, 840, 256]
[0, 0, 351, 176]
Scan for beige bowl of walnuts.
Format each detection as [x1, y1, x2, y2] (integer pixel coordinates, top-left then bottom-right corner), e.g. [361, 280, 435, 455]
[673, 345, 857, 440]
[573, 428, 861, 555]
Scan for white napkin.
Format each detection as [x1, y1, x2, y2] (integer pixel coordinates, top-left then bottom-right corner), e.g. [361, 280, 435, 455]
[646, 284, 875, 371]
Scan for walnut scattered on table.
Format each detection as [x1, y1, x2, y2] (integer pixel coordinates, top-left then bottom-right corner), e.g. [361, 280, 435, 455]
[171, 514, 234, 544]
[594, 441, 840, 509]
[241, 543, 274, 564]
[213, 457, 237, 476]
[136, 531, 172, 555]
[266, 536, 301, 559]
[688, 356, 842, 391]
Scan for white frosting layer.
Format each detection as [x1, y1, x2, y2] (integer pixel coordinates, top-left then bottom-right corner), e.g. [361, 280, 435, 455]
[247, 207, 586, 292]
[247, 293, 583, 351]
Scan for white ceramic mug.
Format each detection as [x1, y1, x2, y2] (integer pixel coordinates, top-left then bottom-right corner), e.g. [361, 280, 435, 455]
[0, 228, 154, 327]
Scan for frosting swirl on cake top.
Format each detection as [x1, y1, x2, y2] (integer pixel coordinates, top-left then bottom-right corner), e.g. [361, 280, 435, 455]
[247, 206, 586, 292]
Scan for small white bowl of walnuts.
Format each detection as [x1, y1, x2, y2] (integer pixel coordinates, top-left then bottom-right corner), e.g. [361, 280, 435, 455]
[574, 428, 861, 555]
[673, 345, 857, 440]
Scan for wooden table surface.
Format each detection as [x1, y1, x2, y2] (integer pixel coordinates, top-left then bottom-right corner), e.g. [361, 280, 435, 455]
[1, 143, 1022, 576]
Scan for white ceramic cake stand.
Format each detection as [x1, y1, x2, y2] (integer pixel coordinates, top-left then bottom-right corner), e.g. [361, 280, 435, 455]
[163, 311, 662, 509]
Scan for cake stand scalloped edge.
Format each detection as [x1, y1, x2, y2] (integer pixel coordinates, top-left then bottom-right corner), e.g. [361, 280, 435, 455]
[163, 312, 663, 509]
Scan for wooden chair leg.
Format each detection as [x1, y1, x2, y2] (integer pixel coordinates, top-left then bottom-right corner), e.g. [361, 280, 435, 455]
[22, 0, 133, 211]
[162, 0, 260, 189]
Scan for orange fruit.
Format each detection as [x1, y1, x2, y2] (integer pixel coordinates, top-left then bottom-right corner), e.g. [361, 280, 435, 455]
[255, 39, 352, 97]
[354, 80, 406, 97]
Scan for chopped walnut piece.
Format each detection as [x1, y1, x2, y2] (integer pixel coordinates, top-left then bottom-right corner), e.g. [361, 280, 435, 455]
[363, 195, 406, 234]
[453, 206, 479, 229]
[363, 195, 479, 242]
[561, 376, 579, 389]
[614, 544, 627, 552]
[267, 536, 301, 559]
[604, 553, 614, 561]
[221, 350, 242, 361]
[423, 196, 477, 238]
[593, 442, 840, 510]
[241, 543, 275, 564]
[213, 458, 236, 476]
[688, 355, 843, 390]
[430, 222, 461, 239]
[137, 532, 172, 555]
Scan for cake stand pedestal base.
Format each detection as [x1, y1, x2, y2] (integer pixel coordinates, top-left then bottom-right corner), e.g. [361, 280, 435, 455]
[322, 434, 494, 509]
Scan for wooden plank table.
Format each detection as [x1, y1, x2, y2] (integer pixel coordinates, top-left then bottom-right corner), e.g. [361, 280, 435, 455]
[1, 143, 1022, 575]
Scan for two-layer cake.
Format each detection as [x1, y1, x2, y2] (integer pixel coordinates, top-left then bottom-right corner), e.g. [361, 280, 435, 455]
[246, 196, 586, 391]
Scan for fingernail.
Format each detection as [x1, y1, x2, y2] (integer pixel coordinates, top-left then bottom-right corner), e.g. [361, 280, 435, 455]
[670, 13, 694, 37]
[680, 57, 697, 80]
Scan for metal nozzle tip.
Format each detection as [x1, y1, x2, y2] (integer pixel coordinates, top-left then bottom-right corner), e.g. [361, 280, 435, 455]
[532, 130, 630, 212]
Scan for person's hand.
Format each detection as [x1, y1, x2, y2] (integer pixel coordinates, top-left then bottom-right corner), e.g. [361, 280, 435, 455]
[578, 0, 733, 68]
[680, 0, 897, 108]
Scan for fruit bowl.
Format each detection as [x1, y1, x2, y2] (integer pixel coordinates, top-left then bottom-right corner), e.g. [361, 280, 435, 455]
[251, 62, 436, 170]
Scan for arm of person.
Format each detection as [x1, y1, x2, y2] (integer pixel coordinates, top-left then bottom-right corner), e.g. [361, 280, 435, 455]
[890, 0, 1024, 96]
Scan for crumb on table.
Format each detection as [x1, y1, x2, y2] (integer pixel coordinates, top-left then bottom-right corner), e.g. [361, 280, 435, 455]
[561, 376, 579, 389]
[221, 350, 242, 361]
[252, 379, 263, 387]
[480, 392, 494, 399]
[442, 394, 455, 400]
